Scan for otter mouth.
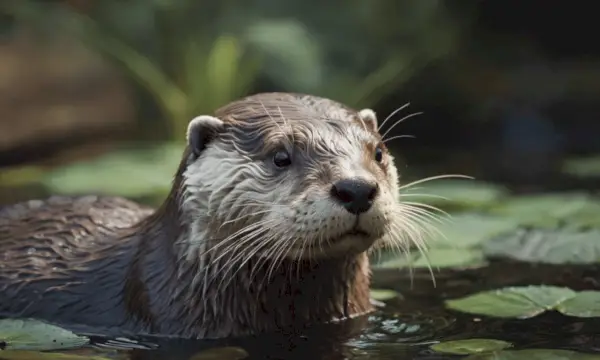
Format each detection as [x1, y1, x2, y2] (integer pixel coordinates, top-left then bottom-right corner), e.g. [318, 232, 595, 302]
[343, 229, 370, 237]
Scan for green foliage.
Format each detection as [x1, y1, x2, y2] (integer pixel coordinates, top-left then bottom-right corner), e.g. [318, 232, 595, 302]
[464, 349, 600, 360]
[445, 285, 600, 320]
[0, 319, 89, 351]
[41, 143, 182, 202]
[1, 0, 466, 140]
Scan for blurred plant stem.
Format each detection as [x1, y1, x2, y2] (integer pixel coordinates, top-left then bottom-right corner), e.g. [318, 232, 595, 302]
[1, 1, 261, 141]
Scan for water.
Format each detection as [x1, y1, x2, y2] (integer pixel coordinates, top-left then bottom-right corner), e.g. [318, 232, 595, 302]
[13, 260, 597, 360]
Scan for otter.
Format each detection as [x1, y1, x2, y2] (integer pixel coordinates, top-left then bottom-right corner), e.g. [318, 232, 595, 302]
[0, 92, 426, 339]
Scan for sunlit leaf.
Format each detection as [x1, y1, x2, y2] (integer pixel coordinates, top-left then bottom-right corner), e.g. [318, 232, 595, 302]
[0, 319, 89, 351]
[483, 228, 600, 265]
[402, 180, 509, 210]
[431, 213, 520, 248]
[430, 338, 512, 355]
[490, 193, 600, 229]
[445, 286, 577, 319]
[556, 291, 600, 318]
[0, 350, 111, 360]
[374, 247, 487, 270]
[370, 289, 402, 301]
[42, 143, 182, 199]
[465, 349, 600, 360]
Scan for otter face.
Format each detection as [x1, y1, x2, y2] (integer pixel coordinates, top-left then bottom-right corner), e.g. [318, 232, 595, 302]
[180, 94, 406, 261]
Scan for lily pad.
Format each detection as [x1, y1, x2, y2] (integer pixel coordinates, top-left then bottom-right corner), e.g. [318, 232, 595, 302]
[402, 180, 508, 210]
[370, 289, 401, 301]
[189, 346, 249, 360]
[430, 338, 512, 355]
[0, 350, 111, 360]
[465, 349, 600, 360]
[42, 143, 183, 199]
[430, 213, 520, 249]
[483, 228, 600, 265]
[374, 247, 487, 270]
[445, 285, 577, 319]
[563, 156, 600, 177]
[490, 193, 600, 229]
[0, 319, 89, 351]
[556, 291, 600, 318]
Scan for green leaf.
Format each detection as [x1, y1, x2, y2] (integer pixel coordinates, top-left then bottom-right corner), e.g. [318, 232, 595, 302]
[445, 286, 577, 319]
[42, 143, 182, 200]
[402, 180, 508, 210]
[490, 193, 600, 229]
[431, 213, 520, 249]
[0, 351, 111, 360]
[0, 319, 89, 351]
[245, 19, 323, 92]
[430, 338, 512, 355]
[483, 228, 600, 265]
[189, 346, 249, 360]
[563, 156, 600, 177]
[556, 291, 600, 318]
[370, 289, 402, 301]
[374, 247, 487, 270]
[465, 349, 600, 360]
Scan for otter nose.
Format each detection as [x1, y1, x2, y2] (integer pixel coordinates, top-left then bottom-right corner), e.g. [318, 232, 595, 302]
[330, 178, 379, 214]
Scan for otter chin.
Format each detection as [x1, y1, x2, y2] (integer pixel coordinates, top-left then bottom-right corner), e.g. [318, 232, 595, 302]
[0, 92, 424, 339]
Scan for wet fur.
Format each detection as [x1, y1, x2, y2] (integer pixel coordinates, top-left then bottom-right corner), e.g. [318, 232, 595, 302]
[0, 92, 420, 339]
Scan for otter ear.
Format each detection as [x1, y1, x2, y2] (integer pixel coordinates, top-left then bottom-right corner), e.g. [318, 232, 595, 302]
[358, 108, 377, 132]
[186, 115, 225, 157]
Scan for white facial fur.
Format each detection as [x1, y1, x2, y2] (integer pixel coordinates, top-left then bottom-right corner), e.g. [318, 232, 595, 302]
[178, 100, 405, 264]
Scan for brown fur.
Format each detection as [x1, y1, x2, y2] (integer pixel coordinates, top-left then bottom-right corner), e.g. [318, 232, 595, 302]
[0, 92, 405, 339]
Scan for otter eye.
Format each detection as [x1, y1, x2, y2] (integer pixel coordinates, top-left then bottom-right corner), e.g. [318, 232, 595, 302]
[374, 146, 384, 163]
[273, 150, 292, 168]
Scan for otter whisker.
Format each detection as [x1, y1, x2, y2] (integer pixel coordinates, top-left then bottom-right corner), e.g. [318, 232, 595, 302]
[200, 219, 277, 260]
[398, 174, 474, 192]
[381, 112, 423, 140]
[213, 223, 280, 287]
[389, 220, 436, 287]
[383, 134, 415, 144]
[260, 101, 293, 148]
[400, 202, 451, 226]
[397, 206, 445, 243]
[217, 235, 274, 292]
[378, 103, 410, 131]
[399, 193, 451, 202]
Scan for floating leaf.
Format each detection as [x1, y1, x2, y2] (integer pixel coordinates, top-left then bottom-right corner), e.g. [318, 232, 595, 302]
[0, 350, 111, 360]
[465, 348, 600, 360]
[431, 213, 520, 248]
[556, 291, 600, 318]
[563, 156, 600, 178]
[375, 248, 487, 270]
[483, 228, 600, 265]
[490, 193, 600, 229]
[403, 180, 508, 210]
[445, 286, 577, 319]
[370, 289, 401, 301]
[430, 338, 512, 355]
[0, 319, 89, 351]
[189, 346, 249, 360]
[42, 143, 182, 199]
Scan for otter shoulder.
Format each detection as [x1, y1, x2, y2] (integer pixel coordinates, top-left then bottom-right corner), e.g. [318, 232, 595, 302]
[0, 195, 154, 258]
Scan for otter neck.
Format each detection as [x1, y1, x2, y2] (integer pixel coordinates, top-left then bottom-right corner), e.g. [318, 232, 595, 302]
[129, 190, 373, 338]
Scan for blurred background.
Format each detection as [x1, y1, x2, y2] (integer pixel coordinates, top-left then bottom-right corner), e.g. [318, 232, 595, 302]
[0, 0, 599, 207]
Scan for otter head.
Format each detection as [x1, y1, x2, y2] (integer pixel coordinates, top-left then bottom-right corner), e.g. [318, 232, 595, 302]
[178, 93, 406, 263]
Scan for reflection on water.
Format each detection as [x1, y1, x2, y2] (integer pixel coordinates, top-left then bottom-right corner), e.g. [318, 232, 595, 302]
[22, 260, 599, 360]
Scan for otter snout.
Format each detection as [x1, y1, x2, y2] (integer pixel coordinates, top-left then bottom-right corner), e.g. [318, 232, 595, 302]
[330, 178, 379, 214]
